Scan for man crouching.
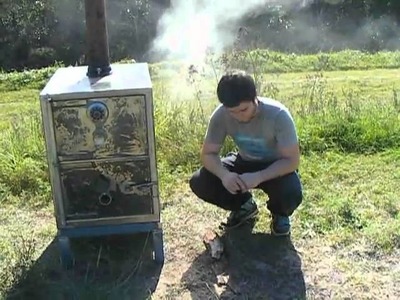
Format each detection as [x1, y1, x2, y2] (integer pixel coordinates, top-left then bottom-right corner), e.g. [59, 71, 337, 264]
[189, 70, 303, 236]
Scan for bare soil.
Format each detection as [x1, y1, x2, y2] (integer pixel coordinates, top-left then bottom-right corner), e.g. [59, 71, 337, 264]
[2, 199, 399, 300]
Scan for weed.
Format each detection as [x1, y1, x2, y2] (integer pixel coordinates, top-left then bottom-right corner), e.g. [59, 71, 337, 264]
[0, 234, 37, 296]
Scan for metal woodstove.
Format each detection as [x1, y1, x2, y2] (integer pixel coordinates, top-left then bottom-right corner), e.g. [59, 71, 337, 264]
[39, 0, 164, 268]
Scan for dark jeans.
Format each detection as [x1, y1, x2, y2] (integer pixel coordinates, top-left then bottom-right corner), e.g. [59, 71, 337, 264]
[189, 153, 303, 217]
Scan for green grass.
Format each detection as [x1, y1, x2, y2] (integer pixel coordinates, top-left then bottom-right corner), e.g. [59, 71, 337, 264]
[294, 151, 400, 251]
[1, 151, 398, 299]
[2, 49, 400, 92]
[154, 67, 400, 170]
[0, 50, 399, 298]
[222, 49, 400, 73]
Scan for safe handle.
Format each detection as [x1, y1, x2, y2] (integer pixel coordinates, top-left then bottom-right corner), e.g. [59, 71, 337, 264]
[119, 181, 155, 195]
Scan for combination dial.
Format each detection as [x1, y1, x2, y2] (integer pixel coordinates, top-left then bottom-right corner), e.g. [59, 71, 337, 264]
[88, 102, 108, 123]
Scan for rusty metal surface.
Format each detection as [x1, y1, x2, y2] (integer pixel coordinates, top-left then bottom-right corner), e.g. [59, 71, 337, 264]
[39, 63, 160, 227]
[52, 95, 148, 160]
[60, 159, 153, 220]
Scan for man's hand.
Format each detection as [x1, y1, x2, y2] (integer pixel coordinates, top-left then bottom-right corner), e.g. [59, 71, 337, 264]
[239, 172, 262, 190]
[221, 172, 248, 194]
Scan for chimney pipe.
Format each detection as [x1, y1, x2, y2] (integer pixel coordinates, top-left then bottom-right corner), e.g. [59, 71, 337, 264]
[84, 0, 112, 78]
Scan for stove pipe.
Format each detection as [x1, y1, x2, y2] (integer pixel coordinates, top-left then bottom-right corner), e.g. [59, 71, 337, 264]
[84, 0, 112, 78]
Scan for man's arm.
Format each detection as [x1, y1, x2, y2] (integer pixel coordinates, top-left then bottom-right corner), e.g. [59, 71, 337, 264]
[239, 108, 300, 189]
[257, 107, 300, 182]
[256, 143, 300, 182]
[201, 106, 230, 180]
[201, 142, 247, 194]
[200, 142, 230, 180]
[201, 105, 247, 193]
[238, 143, 299, 190]
[258, 108, 300, 182]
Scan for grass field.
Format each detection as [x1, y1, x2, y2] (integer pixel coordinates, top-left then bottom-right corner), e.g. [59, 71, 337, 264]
[0, 50, 399, 299]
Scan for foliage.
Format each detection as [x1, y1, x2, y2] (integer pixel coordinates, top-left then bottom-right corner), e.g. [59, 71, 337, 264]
[0, 0, 167, 71]
[1, 0, 400, 70]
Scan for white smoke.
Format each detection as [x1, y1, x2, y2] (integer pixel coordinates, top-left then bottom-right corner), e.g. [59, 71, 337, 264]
[151, 0, 354, 65]
[152, 0, 315, 64]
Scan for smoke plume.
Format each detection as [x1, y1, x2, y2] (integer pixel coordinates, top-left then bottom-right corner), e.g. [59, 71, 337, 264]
[151, 0, 314, 64]
[151, 0, 399, 64]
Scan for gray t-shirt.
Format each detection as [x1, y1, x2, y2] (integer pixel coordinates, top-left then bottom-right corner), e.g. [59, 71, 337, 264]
[205, 97, 298, 162]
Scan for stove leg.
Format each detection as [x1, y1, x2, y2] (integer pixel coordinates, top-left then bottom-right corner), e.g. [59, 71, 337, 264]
[152, 228, 164, 264]
[58, 235, 73, 269]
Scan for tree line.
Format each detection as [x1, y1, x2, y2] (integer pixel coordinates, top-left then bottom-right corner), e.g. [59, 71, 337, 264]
[0, 0, 399, 71]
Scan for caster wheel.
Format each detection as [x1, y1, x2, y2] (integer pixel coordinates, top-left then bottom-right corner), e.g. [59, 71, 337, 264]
[152, 228, 164, 264]
[58, 236, 73, 269]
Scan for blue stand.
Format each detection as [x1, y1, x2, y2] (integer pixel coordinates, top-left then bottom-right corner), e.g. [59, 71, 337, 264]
[57, 222, 164, 269]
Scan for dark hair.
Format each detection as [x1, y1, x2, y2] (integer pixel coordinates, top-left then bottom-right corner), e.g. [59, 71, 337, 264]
[216, 70, 257, 108]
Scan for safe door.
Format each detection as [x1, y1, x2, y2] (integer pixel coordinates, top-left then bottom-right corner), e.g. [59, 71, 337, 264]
[51, 95, 148, 161]
[60, 158, 156, 223]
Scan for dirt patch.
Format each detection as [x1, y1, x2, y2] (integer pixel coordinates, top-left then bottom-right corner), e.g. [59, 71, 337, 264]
[1, 200, 399, 299]
[180, 223, 306, 299]
[153, 235, 399, 300]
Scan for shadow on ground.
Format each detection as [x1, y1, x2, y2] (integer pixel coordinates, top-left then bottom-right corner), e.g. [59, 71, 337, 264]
[181, 220, 306, 300]
[5, 233, 163, 300]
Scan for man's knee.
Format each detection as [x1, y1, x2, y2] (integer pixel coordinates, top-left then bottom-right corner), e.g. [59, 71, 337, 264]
[286, 171, 302, 193]
[288, 184, 303, 207]
[189, 170, 201, 195]
[189, 167, 212, 197]
[266, 172, 303, 215]
[282, 174, 303, 210]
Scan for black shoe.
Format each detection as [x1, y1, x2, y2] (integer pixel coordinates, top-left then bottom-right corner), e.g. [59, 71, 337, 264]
[270, 214, 291, 236]
[220, 198, 259, 230]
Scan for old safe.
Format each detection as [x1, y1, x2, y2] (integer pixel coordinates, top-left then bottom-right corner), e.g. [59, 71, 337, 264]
[39, 63, 164, 267]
